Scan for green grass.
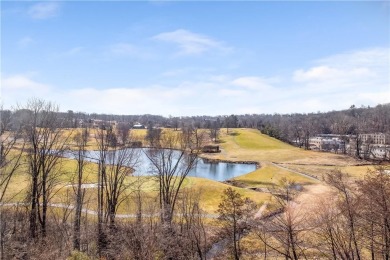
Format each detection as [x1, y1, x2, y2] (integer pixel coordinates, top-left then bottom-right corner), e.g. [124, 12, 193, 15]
[203, 128, 361, 165]
[3, 128, 376, 217]
[282, 164, 376, 180]
[234, 162, 317, 188]
[233, 129, 293, 150]
[184, 177, 270, 213]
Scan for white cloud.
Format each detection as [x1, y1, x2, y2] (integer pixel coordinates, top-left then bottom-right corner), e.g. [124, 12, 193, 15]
[161, 69, 187, 77]
[2, 75, 50, 91]
[2, 47, 388, 116]
[62, 85, 198, 115]
[231, 76, 275, 91]
[153, 29, 229, 55]
[1, 75, 51, 107]
[317, 48, 389, 68]
[291, 48, 389, 104]
[293, 66, 374, 82]
[357, 91, 390, 105]
[218, 89, 245, 97]
[28, 2, 60, 20]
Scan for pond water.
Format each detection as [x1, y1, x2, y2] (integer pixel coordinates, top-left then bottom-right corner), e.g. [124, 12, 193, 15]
[64, 148, 256, 182]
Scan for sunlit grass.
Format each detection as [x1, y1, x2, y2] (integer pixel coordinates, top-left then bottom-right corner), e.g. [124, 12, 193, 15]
[184, 177, 271, 213]
[3, 127, 375, 217]
[202, 128, 361, 165]
[234, 162, 316, 188]
[281, 164, 376, 180]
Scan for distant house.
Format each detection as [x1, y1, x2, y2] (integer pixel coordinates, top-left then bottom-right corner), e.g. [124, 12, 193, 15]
[309, 136, 345, 152]
[360, 133, 388, 145]
[350, 133, 390, 160]
[133, 123, 145, 129]
[202, 145, 220, 153]
[369, 145, 390, 159]
[90, 119, 116, 129]
[91, 119, 104, 128]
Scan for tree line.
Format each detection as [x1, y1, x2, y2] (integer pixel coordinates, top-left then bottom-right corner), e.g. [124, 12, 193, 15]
[3, 103, 389, 147]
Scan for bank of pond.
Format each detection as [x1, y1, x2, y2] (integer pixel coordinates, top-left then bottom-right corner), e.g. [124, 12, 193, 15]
[63, 148, 257, 182]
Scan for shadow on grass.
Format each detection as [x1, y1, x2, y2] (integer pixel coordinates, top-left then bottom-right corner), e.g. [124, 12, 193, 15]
[228, 132, 240, 136]
[228, 179, 275, 188]
[238, 180, 275, 187]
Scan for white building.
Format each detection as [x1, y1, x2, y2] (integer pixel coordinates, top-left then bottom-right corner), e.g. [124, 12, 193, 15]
[309, 136, 345, 152]
[360, 133, 387, 145]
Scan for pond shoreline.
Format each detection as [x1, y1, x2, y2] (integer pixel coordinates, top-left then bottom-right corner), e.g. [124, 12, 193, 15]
[199, 157, 261, 169]
[61, 148, 258, 182]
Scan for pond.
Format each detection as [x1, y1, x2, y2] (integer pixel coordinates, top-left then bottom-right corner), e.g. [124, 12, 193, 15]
[64, 148, 257, 182]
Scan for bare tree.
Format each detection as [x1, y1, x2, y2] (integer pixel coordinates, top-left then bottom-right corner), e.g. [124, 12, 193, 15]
[144, 130, 201, 225]
[177, 188, 208, 259]
[71, 128, 89, 251]
[94, 127, 140, 257]
[95, 127, 109, 256]
[0, 108, 25, 259]
[225, 114, 238, 134]
[103, 136, 140, 226]
[324, 170, 362, 260]
[116, 122, 131, 146]
[0, 109, 24, 203]
[309, 192, 347, 259]
[145, 125, 162, 147]
[358, 167, 390, 259]
[255, 178, 307, 260]
[21, 99, 71, 238]
[217, 187, 257, 260]
[182, 125, 207, 152]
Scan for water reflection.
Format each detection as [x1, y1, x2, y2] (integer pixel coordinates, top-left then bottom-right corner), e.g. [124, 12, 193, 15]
[64, 148, 256, 182]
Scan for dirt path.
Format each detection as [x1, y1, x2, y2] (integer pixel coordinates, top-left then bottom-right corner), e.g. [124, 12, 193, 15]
[254, 202, 268, 219]
[0, 202, 219, 219]
[271, 162, 320, 182]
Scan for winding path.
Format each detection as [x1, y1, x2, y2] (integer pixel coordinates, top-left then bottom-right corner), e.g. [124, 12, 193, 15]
[270, 162, 320, 182]
[0, 202, 219, 219]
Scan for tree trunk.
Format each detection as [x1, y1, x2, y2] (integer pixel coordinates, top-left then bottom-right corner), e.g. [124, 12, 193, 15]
[29, 175, 38, 239]
[73, 185, 84, 251]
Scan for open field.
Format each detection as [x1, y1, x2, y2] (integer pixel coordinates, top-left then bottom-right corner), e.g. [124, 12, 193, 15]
[2, 128, 379, 216]
[233, 162, 318, 189]
[2, 155, 270, 215]
[199, 128, 374, 186]
[276, 164, 378, 180]
[202, 128, 363, 166]
[1, 127, 386, 260]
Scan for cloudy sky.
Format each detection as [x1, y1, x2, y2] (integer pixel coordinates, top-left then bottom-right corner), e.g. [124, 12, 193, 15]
[1, 1, 389, 116]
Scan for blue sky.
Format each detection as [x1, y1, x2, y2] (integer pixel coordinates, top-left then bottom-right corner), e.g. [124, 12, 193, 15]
[1, 1, 389, 116]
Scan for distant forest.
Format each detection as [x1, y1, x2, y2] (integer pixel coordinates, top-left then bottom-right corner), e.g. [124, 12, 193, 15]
[2, 103, 389, 147]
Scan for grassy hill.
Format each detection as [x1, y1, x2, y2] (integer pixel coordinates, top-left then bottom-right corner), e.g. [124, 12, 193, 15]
[2, 128, 372, 215]
[203, 128, 360, 165]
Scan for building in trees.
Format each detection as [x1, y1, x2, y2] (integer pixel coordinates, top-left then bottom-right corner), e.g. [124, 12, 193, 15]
[350, 133, 390, 160]
[132, 123, 145, 129]
[360, 133, 388, 145]
[309, 135, 346, 152]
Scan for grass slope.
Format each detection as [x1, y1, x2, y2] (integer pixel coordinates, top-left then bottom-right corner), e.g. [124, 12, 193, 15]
[3, 128, 371, 216]
[203, 128, 360, 166]
[201, 128, 371, 190]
